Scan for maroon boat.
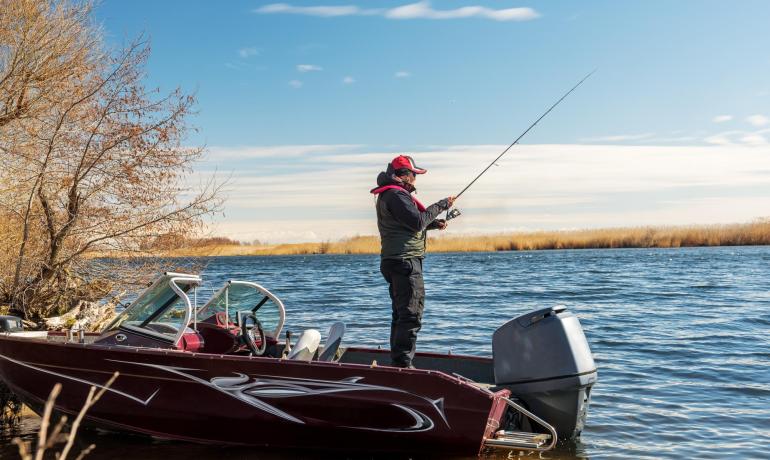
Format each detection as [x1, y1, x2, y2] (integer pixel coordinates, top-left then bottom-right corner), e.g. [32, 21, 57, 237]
[0, 272, 597, 455]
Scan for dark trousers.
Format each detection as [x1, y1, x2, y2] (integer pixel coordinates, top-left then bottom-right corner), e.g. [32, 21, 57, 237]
[380, 257, 425, 367]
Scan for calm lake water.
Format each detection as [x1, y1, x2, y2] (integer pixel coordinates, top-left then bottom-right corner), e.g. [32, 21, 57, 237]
[2, 247, 769, 459]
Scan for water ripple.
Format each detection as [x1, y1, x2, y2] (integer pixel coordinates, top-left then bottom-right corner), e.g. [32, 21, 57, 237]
[2, 246, 769, 459]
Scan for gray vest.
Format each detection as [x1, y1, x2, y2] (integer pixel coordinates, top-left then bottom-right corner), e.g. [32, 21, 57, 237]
[376, 195, 427, 260]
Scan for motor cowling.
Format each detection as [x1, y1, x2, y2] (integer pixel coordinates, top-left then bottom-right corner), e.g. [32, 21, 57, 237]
[493, 306, 597, 441]
[0, 316, 24, 333]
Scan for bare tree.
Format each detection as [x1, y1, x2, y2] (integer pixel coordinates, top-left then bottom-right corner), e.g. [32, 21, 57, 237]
[0, 0, 221, 321]
[0, 0, 97, 128]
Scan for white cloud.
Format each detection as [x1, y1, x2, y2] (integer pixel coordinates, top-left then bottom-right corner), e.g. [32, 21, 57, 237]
[704, 133, 733, 145]
[208, 219, 372, 244]
[297, 64, 323, 73]
[288, 79, 303, 88]
[579, 133, 654, 143]
[342, 76, 355, 84]
[386, 1, 539, 21]
[255, 3, 380, 17]
[740, 133, 767, 146]
[207, 144, 362, 160]
[641, 136, 697, 143]
[238, 47, 259, 58]
[395, 70, 411, 78]
[254, 2, 540, 22]
[704, 128, 770, 147]
[579, 133, 698, 145]
[198, 143, 770, 242]
[746, 114, 769, 127]
[712, 115, 732, 123]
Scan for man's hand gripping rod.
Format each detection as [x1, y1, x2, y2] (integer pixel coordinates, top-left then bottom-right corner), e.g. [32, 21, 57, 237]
[444, 70, 596, 221]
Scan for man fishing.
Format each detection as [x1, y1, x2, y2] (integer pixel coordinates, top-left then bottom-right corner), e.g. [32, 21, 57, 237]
[371, 155, 455, 368]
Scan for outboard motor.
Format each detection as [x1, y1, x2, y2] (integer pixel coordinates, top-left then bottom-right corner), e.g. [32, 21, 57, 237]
[493, 306, 597, 441]
[0, 315, 24, 333]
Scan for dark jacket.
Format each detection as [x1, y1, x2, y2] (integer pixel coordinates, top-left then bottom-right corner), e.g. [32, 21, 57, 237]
[372, 171, 449, 260]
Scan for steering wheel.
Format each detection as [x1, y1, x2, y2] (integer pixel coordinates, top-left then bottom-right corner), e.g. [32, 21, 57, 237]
[238, 311, 267, 356]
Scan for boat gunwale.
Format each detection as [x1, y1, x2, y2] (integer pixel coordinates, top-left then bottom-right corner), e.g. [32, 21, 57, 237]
[0, 333, 497, 398]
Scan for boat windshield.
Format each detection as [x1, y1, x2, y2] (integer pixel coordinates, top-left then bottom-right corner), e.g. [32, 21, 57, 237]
[197, 281, 285, 339]
[103, 273, 201, 343]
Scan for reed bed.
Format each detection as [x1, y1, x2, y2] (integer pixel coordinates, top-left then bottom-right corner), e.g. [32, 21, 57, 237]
[158, 221, 770, 257]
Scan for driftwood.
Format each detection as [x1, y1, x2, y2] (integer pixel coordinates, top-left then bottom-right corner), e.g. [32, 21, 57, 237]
[44, 293, 122, 332]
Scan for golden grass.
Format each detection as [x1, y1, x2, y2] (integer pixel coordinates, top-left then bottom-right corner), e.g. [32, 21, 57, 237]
[152, 220, 770, 257]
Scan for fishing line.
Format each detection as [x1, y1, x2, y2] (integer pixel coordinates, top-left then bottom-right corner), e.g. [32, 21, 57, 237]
[446, 70, 596, 221]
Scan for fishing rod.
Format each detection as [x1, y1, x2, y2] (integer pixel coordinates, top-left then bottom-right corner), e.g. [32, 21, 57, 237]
[445, 70, 596, 221]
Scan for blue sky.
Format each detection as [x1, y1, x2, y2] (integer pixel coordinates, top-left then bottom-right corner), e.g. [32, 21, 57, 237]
[95, 1, 770, 242]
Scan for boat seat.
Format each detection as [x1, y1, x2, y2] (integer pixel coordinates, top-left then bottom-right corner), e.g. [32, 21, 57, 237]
[286, 329, 321, 361]
[318, 322, 346, 362]
[196, 322, 239, 354]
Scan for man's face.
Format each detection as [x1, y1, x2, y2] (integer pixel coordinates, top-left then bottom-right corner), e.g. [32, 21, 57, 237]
[402, 171, 416, 185]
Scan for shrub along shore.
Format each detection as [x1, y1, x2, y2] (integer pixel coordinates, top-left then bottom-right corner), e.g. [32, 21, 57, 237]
[147, 221, 770, 257]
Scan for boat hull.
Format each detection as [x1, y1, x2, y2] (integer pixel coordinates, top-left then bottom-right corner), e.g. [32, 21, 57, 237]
[0, 336, 501, 454]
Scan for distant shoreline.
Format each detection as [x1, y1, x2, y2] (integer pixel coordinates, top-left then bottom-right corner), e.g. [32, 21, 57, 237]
[123, 221, 770, 258]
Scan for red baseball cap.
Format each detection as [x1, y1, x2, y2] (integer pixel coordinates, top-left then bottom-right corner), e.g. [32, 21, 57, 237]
[390, 155, 427, 174]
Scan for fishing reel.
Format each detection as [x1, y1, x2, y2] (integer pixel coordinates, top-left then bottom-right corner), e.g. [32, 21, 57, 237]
[446, 208, 462, 221]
